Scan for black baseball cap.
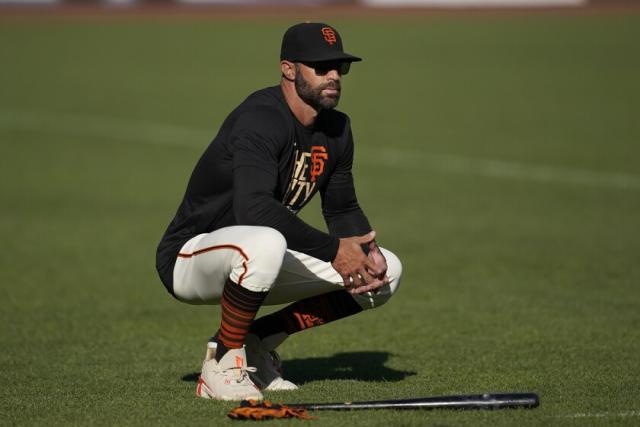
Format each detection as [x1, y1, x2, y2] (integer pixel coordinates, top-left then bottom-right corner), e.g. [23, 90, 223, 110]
[280, 22, 362, 63]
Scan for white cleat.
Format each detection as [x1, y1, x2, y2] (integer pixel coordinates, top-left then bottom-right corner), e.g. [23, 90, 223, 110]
[206, 333, 298, 391]
[196, 347, 263, 401]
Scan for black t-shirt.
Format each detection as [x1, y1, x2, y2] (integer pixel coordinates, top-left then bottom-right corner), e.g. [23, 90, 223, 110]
[156, 85, 371, 294]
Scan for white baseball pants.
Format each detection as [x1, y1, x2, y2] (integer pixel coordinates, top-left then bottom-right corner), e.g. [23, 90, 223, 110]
[172, 226, 402, 310]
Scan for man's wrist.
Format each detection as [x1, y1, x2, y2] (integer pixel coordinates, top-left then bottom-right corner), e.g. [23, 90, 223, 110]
[327, 236, 341, 263]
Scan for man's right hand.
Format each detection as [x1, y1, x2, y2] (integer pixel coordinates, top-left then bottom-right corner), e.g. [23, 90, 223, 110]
[331, 231, 387, 294]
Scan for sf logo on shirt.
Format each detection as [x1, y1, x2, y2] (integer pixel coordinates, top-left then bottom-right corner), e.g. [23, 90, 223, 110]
[284, 146, 328, 210]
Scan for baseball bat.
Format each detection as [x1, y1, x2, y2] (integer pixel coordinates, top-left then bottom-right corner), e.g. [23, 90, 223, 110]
[282, 392, 539, 411]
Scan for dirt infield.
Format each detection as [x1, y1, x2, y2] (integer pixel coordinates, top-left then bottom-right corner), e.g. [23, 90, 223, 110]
[1, 1, 639, 21]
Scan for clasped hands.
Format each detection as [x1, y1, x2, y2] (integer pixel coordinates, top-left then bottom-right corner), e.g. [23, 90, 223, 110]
[331, 231, 390, 295]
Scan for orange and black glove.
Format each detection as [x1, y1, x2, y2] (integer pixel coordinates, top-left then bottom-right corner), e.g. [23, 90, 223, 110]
[228, 400, 315, 421]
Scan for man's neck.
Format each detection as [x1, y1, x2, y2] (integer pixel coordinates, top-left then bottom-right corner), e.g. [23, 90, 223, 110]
[280, 80, 318, 127]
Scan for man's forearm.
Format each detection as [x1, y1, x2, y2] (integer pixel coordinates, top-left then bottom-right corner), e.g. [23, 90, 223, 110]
[324, 208, 372, 239]
[235, 193, 340, 262]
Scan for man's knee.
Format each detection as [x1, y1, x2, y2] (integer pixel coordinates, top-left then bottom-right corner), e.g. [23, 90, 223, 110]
[242, 226, 287, 261]
[352, 248, 402, 310]
[236, 227, 287, 292]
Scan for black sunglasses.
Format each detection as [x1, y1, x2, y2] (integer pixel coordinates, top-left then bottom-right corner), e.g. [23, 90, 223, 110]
[301, 61, 351, 76]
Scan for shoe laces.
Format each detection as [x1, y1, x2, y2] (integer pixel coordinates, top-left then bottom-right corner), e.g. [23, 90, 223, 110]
[217, 364, 257, 384]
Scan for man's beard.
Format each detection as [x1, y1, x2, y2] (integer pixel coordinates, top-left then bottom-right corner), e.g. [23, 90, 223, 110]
[294, 66, 341, 111]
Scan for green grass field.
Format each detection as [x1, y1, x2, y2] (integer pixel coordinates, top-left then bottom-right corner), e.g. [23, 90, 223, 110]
[1, 11, 639, 426]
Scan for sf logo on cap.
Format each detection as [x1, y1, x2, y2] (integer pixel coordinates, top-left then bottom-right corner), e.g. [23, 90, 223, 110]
[321, 27, 337, 46]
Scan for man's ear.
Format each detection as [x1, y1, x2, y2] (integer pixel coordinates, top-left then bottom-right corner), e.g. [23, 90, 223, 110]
[281, 61, 295, 81]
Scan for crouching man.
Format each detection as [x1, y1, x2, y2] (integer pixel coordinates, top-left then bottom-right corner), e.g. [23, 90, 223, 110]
[156, 22, 402, 401]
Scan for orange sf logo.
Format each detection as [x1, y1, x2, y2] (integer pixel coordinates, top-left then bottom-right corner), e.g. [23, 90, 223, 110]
[321, 27, 337, 46]
[293, 312, 325, 329]
[310, 146, 328, 182]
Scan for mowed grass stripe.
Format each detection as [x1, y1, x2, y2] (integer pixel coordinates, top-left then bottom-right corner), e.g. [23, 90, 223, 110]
[3, 107, 639, 191]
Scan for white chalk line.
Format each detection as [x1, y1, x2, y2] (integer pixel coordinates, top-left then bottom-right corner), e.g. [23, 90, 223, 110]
[368, 147, 640, 191]
[557, 410, 640, 419]
[0, 108, 210, 148]
[2, 108, 639, 191]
